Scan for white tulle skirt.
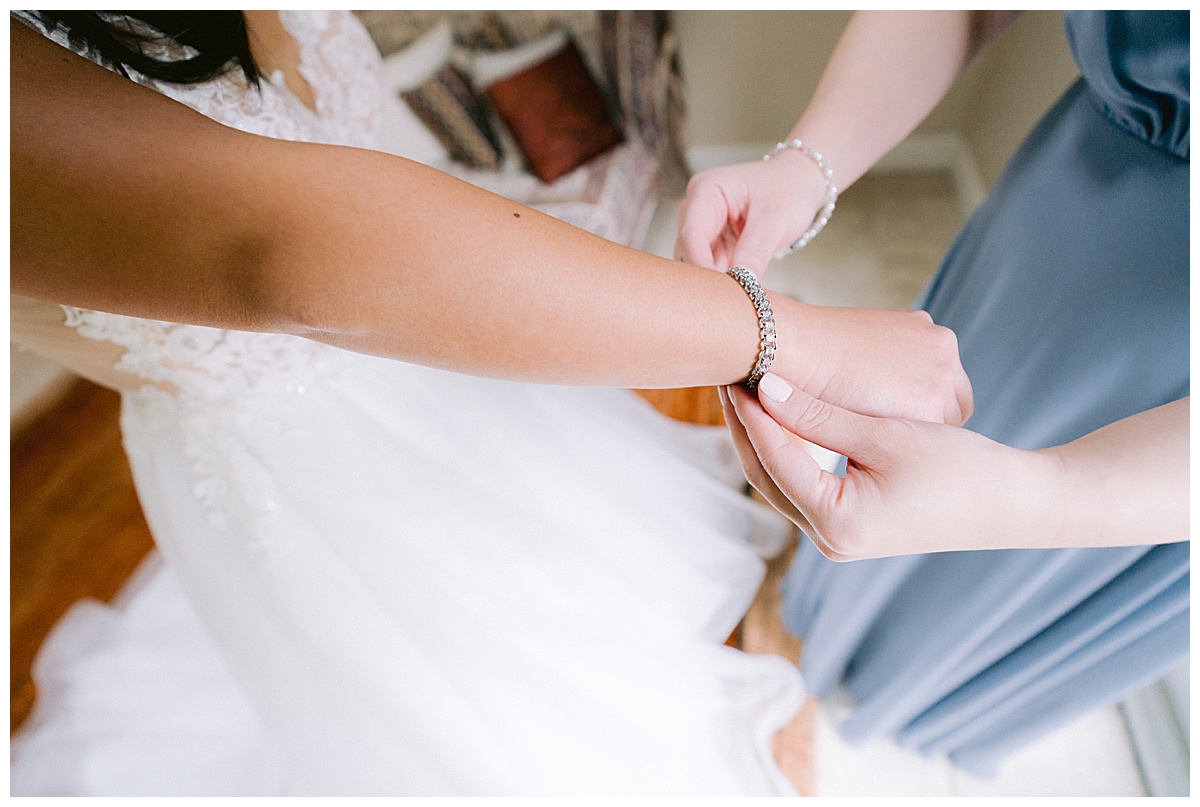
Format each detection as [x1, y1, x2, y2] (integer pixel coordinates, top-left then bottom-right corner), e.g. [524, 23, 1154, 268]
[11, 352, 805, 796]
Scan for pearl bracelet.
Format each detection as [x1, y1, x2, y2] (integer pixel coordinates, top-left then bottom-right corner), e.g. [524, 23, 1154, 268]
[764, 138, 838, 258]
[726, 266, 776, 389]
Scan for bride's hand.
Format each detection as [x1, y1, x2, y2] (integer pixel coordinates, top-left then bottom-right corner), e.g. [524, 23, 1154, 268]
[675, 150, 828, 276]
[768, 294, 972, 426]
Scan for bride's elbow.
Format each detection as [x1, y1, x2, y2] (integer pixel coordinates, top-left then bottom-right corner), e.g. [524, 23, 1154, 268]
[218, 233, 335, 337]
[247, 273, 327, 337]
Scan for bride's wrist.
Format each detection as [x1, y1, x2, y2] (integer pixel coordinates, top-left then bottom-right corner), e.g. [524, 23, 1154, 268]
[715, 266, 814, 392]
[760, 292, 815, 393]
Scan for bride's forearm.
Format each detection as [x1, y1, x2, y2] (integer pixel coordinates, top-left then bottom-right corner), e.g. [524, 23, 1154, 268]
[262, 145, 778, 387]
[10, 18, 771, 388]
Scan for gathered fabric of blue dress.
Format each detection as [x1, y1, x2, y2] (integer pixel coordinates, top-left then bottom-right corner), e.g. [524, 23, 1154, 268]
[780, 10, 1189, 775]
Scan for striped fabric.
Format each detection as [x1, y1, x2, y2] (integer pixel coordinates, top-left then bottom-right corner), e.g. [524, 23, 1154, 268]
[356, 10, 689, 189]
[400, 63, 503, 170]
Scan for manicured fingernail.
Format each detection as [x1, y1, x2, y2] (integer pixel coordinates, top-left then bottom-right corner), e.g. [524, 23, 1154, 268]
[757, 372, 793, 403]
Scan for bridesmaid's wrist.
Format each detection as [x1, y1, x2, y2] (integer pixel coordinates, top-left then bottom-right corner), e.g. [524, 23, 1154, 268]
[767, 148, 831, 230]
[1022, 446, 1073, 549]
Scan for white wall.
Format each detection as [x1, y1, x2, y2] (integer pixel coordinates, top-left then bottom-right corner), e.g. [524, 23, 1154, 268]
[963, 10, 1079, 186]
[673, 10, 852, 148]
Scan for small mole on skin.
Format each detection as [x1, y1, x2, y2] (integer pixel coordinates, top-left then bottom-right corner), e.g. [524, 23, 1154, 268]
[513, 212, 520, 218]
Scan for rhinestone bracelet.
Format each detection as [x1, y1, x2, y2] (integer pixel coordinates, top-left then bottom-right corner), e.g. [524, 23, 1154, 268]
[726, 266, 776, 389]
[764, 138, 838, 258]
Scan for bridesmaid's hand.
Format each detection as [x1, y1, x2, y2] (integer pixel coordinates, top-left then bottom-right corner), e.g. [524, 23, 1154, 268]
[675, 151, 828, 276]
[719, 377, 1052, 560]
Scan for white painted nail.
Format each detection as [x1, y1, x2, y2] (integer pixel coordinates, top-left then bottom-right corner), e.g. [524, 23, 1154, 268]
[757, 372, 793, 403]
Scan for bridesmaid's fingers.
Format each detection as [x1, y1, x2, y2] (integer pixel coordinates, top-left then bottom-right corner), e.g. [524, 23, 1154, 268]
[719, 385, 780, 499]
[674, 184, 728, 269]
[721, 385, 815, 535]
[729, 204, 794, 278]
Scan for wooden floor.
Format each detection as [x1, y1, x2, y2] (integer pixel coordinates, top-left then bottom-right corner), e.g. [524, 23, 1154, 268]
[9, 378, 814, 793]
[10, 379, 155, 733]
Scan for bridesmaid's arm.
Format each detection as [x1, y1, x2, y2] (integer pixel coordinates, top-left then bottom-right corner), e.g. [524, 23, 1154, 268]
[677, 10, 1020, 271]
[11, 20, 970, 421]
[1044, 397, 1190, 551]
[722, 379, 1188, 560]
[779, 10, 1020, 199]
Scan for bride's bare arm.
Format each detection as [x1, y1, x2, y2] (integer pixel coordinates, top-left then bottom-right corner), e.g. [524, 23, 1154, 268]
[11, 19, 969, 421]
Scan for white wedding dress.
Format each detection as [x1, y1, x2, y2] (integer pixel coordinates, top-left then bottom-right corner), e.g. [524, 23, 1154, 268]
[10, 11, 805, 796]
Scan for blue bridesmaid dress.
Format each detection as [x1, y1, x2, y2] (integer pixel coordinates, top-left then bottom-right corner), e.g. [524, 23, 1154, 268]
[780, 10, 1189, 775]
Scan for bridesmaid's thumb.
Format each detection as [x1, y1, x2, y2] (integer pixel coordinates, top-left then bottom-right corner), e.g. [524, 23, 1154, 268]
[756, 373, 879, 462]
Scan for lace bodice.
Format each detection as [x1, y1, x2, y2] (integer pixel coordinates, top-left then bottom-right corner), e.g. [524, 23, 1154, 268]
[12, 11, 386, 400]
[149, 11, 383, 148]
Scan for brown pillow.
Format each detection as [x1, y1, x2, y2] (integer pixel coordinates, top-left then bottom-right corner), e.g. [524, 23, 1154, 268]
[484, 39, 623, 183]
[401, 63, 504, 171]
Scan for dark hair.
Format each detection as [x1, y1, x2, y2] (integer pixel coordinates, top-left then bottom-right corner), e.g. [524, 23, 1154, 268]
[31, 11, 260, 86]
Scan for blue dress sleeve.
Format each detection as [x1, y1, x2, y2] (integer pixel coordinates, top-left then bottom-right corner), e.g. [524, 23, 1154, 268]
[1065, 10, 1189, 160]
